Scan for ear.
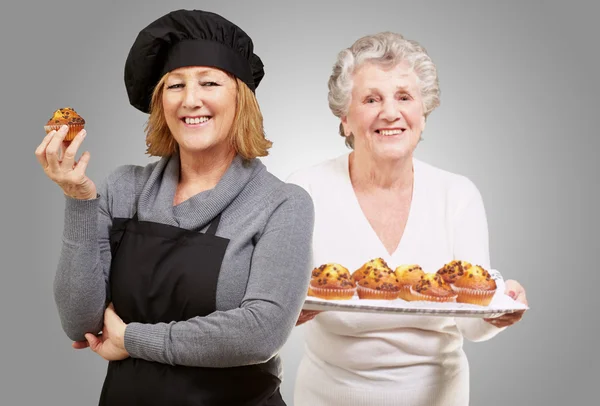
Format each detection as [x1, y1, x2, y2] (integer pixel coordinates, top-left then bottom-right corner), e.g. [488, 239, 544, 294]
[420, 115, 426, 132]
[341, 116, 350, 137]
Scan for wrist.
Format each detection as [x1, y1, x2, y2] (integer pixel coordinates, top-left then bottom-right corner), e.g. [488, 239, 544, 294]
[65, 192, 97, 200]
[119, 323, 128, 351]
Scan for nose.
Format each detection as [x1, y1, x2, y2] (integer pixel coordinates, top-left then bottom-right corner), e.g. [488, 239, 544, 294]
[379, 99, 401, 122]
[182, 85, 203, 109]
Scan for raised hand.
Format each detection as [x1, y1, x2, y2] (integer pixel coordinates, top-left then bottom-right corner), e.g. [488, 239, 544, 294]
[35, 125, 96, 200]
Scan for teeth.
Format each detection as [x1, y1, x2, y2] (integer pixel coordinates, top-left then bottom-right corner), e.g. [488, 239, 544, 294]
[379, 129, 403, 136]
[184, 117, 210, 125]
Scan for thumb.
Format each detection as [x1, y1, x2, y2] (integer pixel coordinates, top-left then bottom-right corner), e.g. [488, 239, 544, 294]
[85, 333, 102, 352]
[76, 151, 91, 171]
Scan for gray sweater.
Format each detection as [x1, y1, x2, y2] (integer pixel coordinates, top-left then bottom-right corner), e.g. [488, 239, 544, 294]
[54, 153, 314, 378]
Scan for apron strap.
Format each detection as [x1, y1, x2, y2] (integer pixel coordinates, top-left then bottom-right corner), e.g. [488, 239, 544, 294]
[205, 213, 222, 236]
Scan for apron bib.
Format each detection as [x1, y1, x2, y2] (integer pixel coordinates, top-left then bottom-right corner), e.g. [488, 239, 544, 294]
[99, 213, 284, 405]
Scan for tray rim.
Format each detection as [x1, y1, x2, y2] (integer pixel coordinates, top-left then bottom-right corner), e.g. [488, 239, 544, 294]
[303, 296, 528, 318]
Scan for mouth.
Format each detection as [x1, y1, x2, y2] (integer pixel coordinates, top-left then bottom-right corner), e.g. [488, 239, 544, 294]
[181, 116, 211, 125]
[375, 128, 406, 136]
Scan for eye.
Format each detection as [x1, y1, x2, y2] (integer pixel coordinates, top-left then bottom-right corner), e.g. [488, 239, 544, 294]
[398, 93, 412, 101]
[201, 81, 220, 87]
[166, 83, 183, 89]
[364, 97, 378, 104]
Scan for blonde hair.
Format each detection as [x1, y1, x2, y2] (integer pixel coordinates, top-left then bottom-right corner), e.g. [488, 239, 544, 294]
[328, 32, 440, 148]
[145, 73, 272, 159]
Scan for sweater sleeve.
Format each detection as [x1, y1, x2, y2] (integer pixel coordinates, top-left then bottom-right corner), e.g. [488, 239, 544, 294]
[53, 178, 114, 342]
[451, 178, 507, 342]
[123, 185, 315, 367]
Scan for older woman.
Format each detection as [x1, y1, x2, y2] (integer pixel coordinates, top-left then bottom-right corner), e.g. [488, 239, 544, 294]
[34, 9, 313, 406]
[289, 32, 527, 406]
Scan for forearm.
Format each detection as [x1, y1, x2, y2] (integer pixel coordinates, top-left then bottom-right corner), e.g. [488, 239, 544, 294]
[124, 299, 305, 367]
[455, 317, 506, 342]
[124, 258, 312, 367]
[53, 196, 108, 341]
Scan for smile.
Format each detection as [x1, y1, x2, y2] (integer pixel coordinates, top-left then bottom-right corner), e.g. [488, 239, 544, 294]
[375, 128, 405, 136]
[181, 116, 211, 125]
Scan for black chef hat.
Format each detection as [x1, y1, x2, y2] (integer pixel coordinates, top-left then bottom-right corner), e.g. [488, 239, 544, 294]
[124, 9, 264, 113]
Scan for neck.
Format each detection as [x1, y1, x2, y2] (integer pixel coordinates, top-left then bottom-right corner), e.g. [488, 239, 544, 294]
[178, 147, 236, 191]
[349, 150, 413, 192]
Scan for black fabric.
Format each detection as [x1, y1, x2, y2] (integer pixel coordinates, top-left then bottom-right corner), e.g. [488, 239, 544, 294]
[124, 9, 264, 113]
[99, 214, 284, 405]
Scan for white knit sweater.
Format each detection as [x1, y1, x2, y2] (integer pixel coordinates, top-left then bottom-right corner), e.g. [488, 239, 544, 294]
[288, 153, 505, 406]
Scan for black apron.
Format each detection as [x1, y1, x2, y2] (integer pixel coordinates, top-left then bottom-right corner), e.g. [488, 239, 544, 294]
[98, 213, 285, 406]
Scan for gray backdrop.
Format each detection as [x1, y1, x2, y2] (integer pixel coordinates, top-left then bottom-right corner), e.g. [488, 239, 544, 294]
[2, 0, 597, 405]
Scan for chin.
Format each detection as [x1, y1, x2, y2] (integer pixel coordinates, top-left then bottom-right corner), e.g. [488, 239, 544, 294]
[179, 143, 213, 154]
[375, 146, 413, 161]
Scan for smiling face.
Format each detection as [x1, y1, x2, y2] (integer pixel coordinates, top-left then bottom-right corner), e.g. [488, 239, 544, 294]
[162, 66, 237, 156]
[341, 61, 425, 162]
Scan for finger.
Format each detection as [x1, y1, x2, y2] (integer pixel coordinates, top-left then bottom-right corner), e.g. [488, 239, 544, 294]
[35, 131, 57, 167]
[490, 311, 524, 327]
[303, 312, 318, 321]
[486, 318, 508, 328]
[514, 290, 528, 306]
[85, 333, 102, 353]
[61, 129, 86, 169]
[105, 303, 116, 318]
[72, 151, 91, 178]
[45, 125, 69, 172]
[72, 340, 90, 349]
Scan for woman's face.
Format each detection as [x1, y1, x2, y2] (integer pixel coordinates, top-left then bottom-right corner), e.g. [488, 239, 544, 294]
[162, 66, 237, 156]
[342, 61, 425, 162]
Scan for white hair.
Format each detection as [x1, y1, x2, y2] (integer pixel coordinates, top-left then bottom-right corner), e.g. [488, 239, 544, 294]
[328, 32, 440, 148]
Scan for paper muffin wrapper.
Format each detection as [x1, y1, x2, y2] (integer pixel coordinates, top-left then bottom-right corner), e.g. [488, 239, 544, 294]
[451, 285, 496, 306]
[357, 284, 399, 300]
[44, 124, 85, 142]
[397, 284, 415, 301]
[309, 285, 356, 300]
[408, 286, 457, 303]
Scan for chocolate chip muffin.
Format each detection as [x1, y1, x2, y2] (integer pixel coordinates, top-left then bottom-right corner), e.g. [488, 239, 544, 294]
[452, 265, 497, 306]
[308, 263, 356, 300]
[351, 257, 392, 283]
[44, 107, 86, 141]
[394, 264, 425, 301]
[357, 266, 400, 300]
[436, 260, 472, 284]
[409, 273, 457, 302]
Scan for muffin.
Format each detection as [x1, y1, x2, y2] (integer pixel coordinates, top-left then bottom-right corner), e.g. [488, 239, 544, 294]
[44, 107, 86, 141]
[409, 273, 457, 302]
[308, 263, 356, 300]
[357, 266, 400, 300]
[436, 260, 472, 284]
[452, 265, 497, 306]
[394, 264, 425, 301]
[351, 257, 392, 283]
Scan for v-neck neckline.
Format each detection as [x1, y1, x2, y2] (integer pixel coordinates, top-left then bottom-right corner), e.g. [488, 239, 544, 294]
[340, 153, 420, 259]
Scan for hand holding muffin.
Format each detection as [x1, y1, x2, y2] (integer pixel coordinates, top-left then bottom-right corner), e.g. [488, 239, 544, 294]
[35, 108, 96, 200]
